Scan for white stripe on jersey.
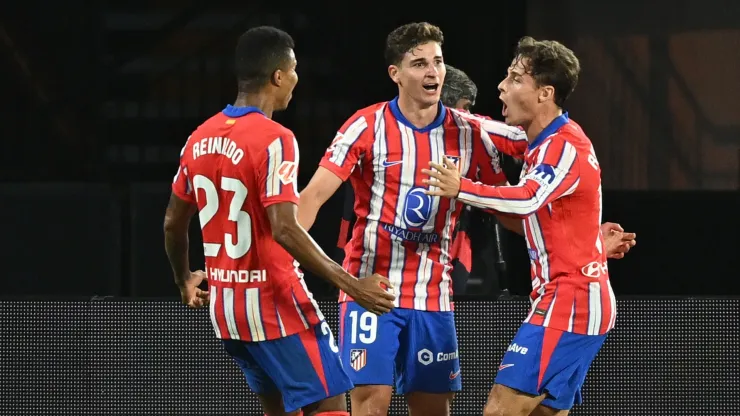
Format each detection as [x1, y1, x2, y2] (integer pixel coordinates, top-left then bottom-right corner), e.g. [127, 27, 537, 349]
[265, 137, 284, 198]
[245, 288, 266, 341]
[587, 281, 602, 335]
[421, 126, 446, 310]
[276, 308, 287, 337]
[459, 140, 578, 215]
[359, 107, 387, 291]
[477, 117, 529, 143]
[295, 270, 325, 322]
[292, 293, 310, 329]
[222, 288, 240, 339]
[329, 116, 368, 166]
[209, 286, 222, 339]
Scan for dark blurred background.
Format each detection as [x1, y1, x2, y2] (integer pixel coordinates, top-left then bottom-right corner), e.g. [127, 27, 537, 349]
[1, 0, 738, 300]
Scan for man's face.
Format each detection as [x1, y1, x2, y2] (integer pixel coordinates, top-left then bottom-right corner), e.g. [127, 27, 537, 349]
[275, 49, 299, 110]
[497, 56, 540, 127]
[390, 41, 446, 108]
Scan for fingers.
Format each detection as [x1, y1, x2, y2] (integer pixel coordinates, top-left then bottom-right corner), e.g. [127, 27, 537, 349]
[428, 161, 447, 172]
[621, 232, 636, 241]
[421, 168, 445, 180]
[374, 275, 394, 290]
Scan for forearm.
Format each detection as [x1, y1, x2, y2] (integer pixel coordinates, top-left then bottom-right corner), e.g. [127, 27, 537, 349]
[457, 178, 540, 218]
[164, 229, 190, 287]
[275, 224, 355, 293]
[297, 199, 320, 231]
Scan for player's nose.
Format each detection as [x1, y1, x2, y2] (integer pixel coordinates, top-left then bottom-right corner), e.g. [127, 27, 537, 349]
[498, 79, 506, 93]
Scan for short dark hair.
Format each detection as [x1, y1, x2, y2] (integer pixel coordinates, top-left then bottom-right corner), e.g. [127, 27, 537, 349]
[234, 26, 295, 93]
[385, 22, 444, 66]
[442, 64, 478, 108]
[514, 36, 580, 107]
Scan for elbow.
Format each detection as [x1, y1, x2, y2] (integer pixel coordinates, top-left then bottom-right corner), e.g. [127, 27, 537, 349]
[271, 221, 297, 248]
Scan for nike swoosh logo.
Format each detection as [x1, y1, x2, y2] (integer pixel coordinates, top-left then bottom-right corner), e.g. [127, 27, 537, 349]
[381, 159, 403, 167]
[498, 364, 515, 371]
[449, 369, 461, 380]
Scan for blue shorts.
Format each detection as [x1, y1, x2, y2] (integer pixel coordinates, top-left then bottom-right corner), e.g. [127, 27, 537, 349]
[495, 323, 607, 410]
[339, 301, 461, 395]
[221, 321, 353, 413]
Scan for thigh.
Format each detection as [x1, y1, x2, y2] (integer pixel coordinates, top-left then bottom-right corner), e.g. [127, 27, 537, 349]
[221, 339, 278, 395]
[538, 330, 606, 411]
[339, 301, 402, 387]
[244, 322, 353, 413]
[493, 323, 606, 412]
[395, 309, 461, 395]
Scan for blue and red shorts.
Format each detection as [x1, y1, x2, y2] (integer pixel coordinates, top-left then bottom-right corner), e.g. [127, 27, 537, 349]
[221, 321, 353, 413]
[339, 301, 462, 395]
[495, 323, 607, 410]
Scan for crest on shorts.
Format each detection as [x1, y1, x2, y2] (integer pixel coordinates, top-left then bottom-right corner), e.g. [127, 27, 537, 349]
[350, 349, 366, 371]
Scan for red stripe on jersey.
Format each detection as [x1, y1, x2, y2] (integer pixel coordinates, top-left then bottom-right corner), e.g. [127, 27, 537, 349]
[292, 286, 321, 328]
[232, 288, 249, 341]
[258, 288, 281, 340]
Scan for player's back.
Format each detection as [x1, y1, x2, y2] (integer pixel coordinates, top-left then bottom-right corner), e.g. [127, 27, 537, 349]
[522, 117, 615, 335]
[176, 105, 322, 342]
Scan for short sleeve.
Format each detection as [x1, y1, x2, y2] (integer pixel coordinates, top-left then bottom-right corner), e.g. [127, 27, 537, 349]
[256, 133, 300, 208]
[171, 139, 196, 204]
[318, 112, 372, 181]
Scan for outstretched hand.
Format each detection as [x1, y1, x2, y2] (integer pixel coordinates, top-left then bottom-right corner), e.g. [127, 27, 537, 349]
[422, 156, 462, 198]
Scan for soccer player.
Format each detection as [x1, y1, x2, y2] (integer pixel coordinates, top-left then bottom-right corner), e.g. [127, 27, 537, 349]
[163, 26, 395, 416]
[424, 37, 616, 416]
[442, 65, 637, 259]
[297, 23, 511, 416]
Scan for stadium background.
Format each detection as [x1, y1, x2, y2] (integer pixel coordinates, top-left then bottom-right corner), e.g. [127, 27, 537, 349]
[1, 0, 739, 414]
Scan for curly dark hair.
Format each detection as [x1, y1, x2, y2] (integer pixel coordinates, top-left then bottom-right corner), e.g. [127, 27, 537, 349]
[441, 64, 477, 108]
[385, 22, 444, 66]
[514, 36, 580, 107]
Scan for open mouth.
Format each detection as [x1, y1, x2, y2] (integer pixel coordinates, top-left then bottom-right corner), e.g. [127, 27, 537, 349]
[502, 103, 508, 116]
[423, 83, 439, 92]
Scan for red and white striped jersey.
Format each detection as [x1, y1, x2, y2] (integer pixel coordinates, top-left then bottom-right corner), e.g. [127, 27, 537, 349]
[319, 98, 507, 312]
[172, 104, 324, 342]
[457, 113, 617, 335]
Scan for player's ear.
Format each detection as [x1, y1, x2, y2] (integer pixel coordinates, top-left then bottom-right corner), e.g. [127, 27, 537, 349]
[388, 65, 401, 84]
[538, 85, 555, 104]
[271, 69, 282, 87]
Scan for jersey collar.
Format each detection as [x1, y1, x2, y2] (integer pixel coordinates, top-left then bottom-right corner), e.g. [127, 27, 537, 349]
[529, 112, 569, 150]
[389, 97, 447, 133]
[222, 104, 265, 118]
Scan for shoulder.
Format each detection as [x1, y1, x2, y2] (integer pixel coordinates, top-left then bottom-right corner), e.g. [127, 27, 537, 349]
[553, 120, 592, 149]
[345, 102, 388, 123]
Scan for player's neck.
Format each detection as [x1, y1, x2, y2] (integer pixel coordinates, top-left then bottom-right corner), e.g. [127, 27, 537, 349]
[396, 93, 438, 129]
[525, 106, 563, 143]
[233, 93, 275, 119]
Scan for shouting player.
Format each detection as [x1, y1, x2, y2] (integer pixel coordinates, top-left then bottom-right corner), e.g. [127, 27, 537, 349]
[424, 37, 615, 416]
[163, 26, 395, 416]
[298, 23, 512, 416]
[442, 64, 637, 259]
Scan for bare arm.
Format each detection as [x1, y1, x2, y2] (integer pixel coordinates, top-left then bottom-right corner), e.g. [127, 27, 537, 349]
[297, 166, 344, 230]
[268, 201, 394, 315]
[268, 201, 355, 292]
[163, 193, 197, 287]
